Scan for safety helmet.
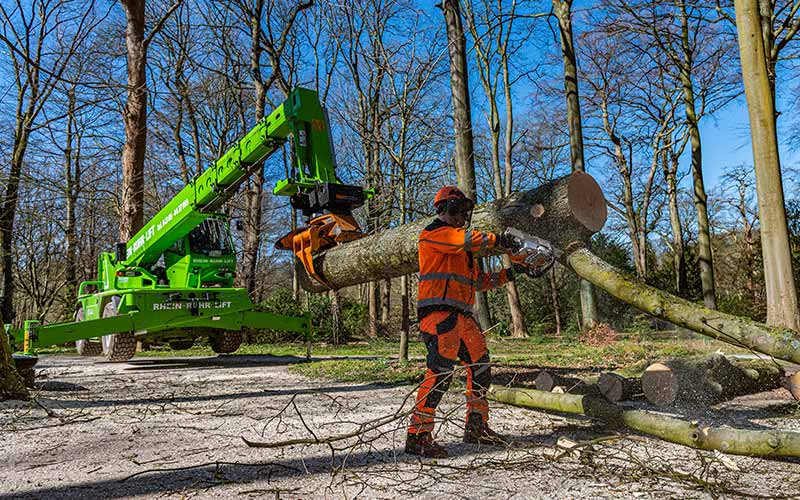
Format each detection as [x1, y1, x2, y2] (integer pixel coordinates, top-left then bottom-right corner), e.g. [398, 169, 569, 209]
[434, 186, 468, 208]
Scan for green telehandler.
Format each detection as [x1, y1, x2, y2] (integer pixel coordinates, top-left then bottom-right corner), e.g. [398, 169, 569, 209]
[6, 87, 372, 362]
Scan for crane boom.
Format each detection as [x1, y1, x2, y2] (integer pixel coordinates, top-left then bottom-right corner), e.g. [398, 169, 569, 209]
[125, 87, 350, 267]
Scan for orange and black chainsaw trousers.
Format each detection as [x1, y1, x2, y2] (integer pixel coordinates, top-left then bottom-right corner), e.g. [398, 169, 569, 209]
[408, 310, 491, 434]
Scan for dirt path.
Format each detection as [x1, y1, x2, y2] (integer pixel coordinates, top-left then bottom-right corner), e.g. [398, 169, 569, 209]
[2, 355, 800, 499]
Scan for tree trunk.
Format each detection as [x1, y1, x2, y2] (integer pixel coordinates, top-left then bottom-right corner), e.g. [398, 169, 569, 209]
[119, 0, 149, 242]
[676, 4, 716, 309]
[442, 0, 492, 330]
[381, 277, 391, 324]
[642, 354, 784, 407]
[665, 150, 687, 295]
[367, 280, 379, 338]
[240, 0, 268, 297]
[735, 0, 800, 329]
[0, 312, 29, 400]
[488, 385, 800, 458]
[553, 0, 597, 329]
[399, 274, 410, 362]
[64, 88, 80, 312]
[567, 248, 800, 364]
[549, 266, 562, 336]
[297, 172, 607, 292]
[329, 289, 340, 346]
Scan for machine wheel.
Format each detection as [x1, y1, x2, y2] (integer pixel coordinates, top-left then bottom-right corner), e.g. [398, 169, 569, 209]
[101, 297, 136, 362]
[209, 331, 242, 354]
[168, 340, 195, 351]
[74, 307, 102, 357]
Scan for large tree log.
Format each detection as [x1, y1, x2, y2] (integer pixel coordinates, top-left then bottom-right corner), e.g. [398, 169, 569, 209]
[641, 354, 784, 407]
[488, 385, 800, 458]
[567, 248, 800, 364]
[299, 172, 607, 292]
[597, 372, 642, 403]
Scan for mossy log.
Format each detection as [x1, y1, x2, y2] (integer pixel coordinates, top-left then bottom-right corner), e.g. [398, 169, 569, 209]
[299, 172, 607, 292]
[598, 372, 642, 402]
[567, 248, 800, 364]
[641, 354, 784, 407]
[488, 385, 800, 458]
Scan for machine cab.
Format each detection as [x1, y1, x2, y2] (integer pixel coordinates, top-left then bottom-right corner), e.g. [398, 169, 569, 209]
[163, 217, 237, 288]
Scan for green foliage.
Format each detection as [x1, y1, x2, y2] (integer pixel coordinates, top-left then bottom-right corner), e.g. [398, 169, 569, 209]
[251, 288, 367, 343]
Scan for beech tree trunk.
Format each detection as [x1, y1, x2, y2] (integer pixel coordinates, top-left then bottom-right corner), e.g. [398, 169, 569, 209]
[489, 385, 800, 458]
[553, 0, 597, 329]
[567, 249, 800, 364]
[119, 0, 149, 242]
[442, 0, 492, 330]
[642, 354, 783, 407]
[535, 371, 598, 395]
[0, 312, 28, 400]
[735, 0, 800, 330]
[297, 172, 607, 292]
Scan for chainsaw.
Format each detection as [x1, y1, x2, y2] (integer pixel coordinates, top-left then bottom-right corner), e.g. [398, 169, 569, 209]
[503, 227, 560, 278]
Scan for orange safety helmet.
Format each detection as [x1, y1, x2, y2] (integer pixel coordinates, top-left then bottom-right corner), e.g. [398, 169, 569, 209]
[433, 186, 468, 208]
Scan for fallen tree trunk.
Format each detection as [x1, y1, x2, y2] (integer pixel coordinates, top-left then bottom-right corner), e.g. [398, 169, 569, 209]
[299, 172, 607, 292]
[641, 354, 784, 407]
[597, 372, 642, 403]
[488, 385, 800, 458]
[567, 248, 800, 364]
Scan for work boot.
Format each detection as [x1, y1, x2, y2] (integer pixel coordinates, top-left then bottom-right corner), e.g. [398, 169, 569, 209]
[463, 413, 509, 446]
[405, 432, 448, 458]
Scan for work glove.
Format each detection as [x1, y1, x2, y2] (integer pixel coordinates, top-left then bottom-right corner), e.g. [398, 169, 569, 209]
[496, 229, 524, 253]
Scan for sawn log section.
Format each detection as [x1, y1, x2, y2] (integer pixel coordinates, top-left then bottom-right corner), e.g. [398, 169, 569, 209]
[298, 171, 607, 292]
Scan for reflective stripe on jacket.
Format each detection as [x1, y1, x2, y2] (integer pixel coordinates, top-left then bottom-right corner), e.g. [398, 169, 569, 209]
[417, 218, 511, 317]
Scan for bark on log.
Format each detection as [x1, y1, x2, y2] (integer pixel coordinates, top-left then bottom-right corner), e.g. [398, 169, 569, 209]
[488, 385, 800, 458]
[641, 354, 784, 407]
[0, 334, 29, 400]
[535, 371, 598, 395]
[567, 248, 800, 364]
[299, 172, 607, 292]
[598, 372, 642, 403]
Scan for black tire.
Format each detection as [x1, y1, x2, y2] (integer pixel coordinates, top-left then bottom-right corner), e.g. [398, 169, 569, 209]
[74, 307, 102, 357]
[209, 331, 242, 354]
[101, 297, 136, 362]
[168, 340, 195, 351]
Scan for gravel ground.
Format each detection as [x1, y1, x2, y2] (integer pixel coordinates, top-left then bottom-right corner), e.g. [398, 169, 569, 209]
[2, 355, 800, 499]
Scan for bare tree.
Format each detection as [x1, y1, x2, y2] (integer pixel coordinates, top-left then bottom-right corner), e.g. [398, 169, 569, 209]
[442, 0, 493, 330]
[735, 0, 799, 328]
[463, 0, 528, 337]
[118, 0, 182, 241]
[552, 0, 598, 328]
[0, 0, 100, 321]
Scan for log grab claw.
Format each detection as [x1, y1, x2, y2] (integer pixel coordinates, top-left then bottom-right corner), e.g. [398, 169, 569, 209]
[276, 213, 366, 286]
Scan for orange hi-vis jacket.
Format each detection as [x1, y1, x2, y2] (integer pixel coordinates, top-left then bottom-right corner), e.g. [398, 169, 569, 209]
[417, 218, 511, 318]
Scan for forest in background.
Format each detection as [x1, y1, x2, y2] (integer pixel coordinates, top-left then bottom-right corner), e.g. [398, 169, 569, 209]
[2, 0, 800, 341]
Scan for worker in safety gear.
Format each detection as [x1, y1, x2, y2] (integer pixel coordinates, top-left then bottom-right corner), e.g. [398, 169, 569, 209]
[405, 186, 522, 458]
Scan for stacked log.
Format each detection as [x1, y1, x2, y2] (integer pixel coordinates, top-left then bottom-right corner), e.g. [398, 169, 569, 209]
[641, 354, 784, 407]
[488, 385, 800, 458]
[597, 372, 642, 403]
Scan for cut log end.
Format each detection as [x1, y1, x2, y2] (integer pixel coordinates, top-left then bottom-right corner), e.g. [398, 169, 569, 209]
[783, 372, 800, 401]
[642, 362, 679, 407]
[567, 171, 607, 233]
[534, 371, 555, 392]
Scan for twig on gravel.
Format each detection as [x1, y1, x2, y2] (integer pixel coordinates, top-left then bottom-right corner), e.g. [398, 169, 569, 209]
[119, 460, 301, 482]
